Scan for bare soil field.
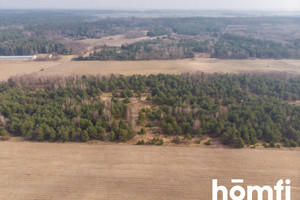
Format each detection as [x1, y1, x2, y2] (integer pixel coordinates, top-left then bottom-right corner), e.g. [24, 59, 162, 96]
[1, 58, 300, 81]
[0, 141, 298, 200]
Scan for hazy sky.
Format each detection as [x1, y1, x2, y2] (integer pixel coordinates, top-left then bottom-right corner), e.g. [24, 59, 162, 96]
[0, 0, 299, 11]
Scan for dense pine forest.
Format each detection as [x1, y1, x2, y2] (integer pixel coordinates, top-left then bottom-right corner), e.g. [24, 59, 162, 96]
[211, 34, 300, 59]
[0, 29, 70, 56]
[0, 73, 299, 148]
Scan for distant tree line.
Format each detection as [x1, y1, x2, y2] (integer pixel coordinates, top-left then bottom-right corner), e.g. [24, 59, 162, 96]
[0, 73, 299, 148]
[0, 37, 70, 56]
[74, 33, 300, 61]
[1, 11, 300, 59]
[74, 38, 210, 61]
[212, 34, 300, 59]
[0, 29, 70, 56]
[147, 28, 171, 37]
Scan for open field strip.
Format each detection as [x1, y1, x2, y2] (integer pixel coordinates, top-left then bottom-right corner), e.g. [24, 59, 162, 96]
[1, 58, 300, 81]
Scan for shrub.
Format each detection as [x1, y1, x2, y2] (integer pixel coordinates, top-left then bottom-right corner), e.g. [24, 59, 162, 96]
[185, 133, 192, 140]
[81, 130, 90, 142]
[235, 137, 245, 148]
[205, 140, 211, 145]
[139, 128, 146, 134]
[0, 126, 7, 136]
[157, 139, 164, 146]
[136, 140, 145, 145]
[173, 135, 181, 144]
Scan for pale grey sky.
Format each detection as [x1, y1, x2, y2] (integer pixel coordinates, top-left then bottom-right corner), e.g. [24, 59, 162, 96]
[0, 0, 299, 11]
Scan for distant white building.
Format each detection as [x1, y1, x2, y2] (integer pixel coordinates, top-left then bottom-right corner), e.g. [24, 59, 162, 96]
[0, 55, 37, 60]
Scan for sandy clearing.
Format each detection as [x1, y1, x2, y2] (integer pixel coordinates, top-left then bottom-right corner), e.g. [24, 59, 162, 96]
[1, 58, 300, 81]
[78, 34, 151, 48]
[0, 141, 298, 200]
[73, 34, 152, 56]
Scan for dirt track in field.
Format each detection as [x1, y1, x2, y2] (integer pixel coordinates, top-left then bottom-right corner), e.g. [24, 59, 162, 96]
[1, 58, 300, 81]
[0, 141, 299, 200]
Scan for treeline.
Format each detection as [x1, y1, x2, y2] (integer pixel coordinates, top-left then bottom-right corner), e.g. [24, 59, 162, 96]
[0, 28, 71, 56]
[1, 10, 300, 59]
[74, 38, 210, 61]
[0, 73, 299, 148]
[158, 16, 300, 36]
[0, 37, 70, 56]
[147, 28, 171, 37]
[2, 10, 300, 41]
[212, 34, 300, 59]
[74, 33, 300, 61]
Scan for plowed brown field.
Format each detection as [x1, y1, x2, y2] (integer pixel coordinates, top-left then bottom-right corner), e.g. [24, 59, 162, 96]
[0, 141, 299, 200]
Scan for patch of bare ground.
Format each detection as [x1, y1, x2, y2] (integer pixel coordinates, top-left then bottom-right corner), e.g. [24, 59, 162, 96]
[0, 141, 298, 200]
[72, 34, 152, 56]
[288, 100, 300, 106]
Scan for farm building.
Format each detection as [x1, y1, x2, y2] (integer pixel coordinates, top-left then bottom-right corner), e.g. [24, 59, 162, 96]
[0, 55, 37, 60]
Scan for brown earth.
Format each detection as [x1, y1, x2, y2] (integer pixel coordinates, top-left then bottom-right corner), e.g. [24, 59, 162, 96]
[1, 58, 300, 81]
[0, 141, 298, 200]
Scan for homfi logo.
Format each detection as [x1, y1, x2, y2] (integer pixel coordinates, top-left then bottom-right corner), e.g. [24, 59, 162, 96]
[212, 179, 291, 200]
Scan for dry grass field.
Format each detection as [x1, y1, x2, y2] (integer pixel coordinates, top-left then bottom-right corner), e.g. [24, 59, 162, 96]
[1, 58, 300, 81]
[0, 141, 298, 200]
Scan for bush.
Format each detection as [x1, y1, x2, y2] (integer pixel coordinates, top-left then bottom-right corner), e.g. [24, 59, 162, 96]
[235, 137, 245, 148]
[112, 92, 118, 97]
[139, 128, 146, 134]
[151, 137, 159, 145]
[123, 97, 130, 104]
[205, 140, 211, 145]
[81, 130, 90, 142]
[136, 140, 145, 145]
[145, 123, 154, 127]
[185, 133, 192, 140]
[173, 136, 181, 144]
[263, 143, 269, 148]
[157, 139, 164, 146]
[146, 95, 151, 101]
[110, 131, 116, 141]
[0, 126, 7, 136]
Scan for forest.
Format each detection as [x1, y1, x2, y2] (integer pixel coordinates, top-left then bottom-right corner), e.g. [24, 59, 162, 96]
[0, 73, 299, 148]
[0, 29, 70, 56]
[0, 10, 300, 59]
[74, 34, 299, 61]
[211, 34, 300, 59]
[74, 38, 209, 61]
